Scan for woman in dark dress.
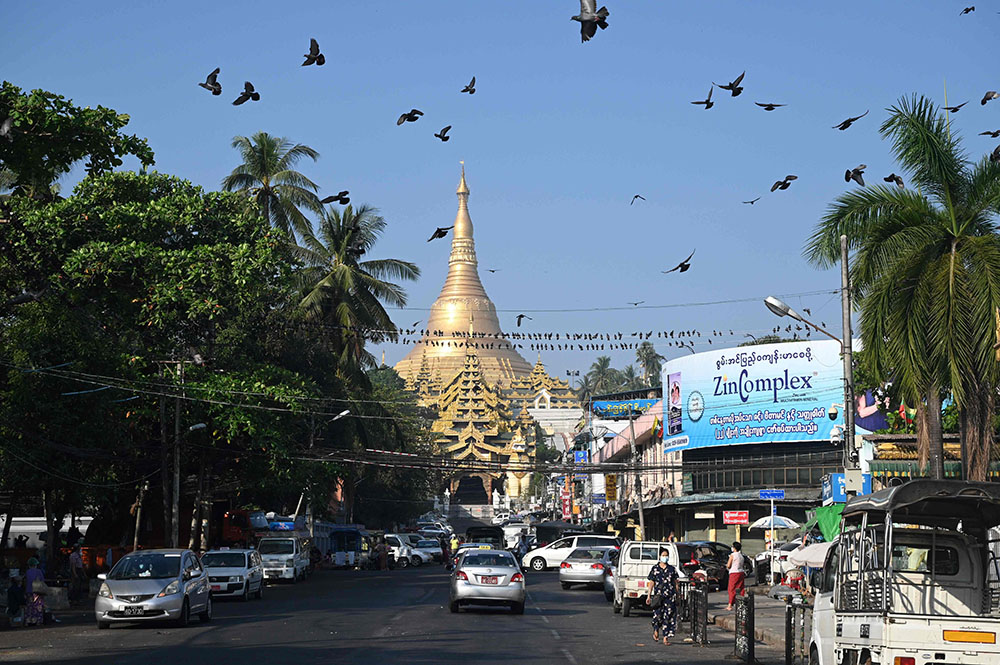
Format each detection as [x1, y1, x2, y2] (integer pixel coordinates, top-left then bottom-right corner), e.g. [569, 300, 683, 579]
[645, 547, 679, 645]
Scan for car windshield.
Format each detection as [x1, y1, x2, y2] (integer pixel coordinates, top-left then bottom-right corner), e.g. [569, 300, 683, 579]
[202, 552, 247, 568]
[780, 542, 801, 552]
[109, 553, 181, 580]
[463, 553, 514, 567]
[258, 540, 294, 554]
[568, 548, 608, 560]
[417, 540, 438, 548]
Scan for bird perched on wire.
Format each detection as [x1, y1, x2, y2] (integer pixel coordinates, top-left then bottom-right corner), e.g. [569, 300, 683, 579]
[833, 110, 868, 130]
[943, 101, 968, 113]
[803, 308, 812, 316]
[320, 191, 350, 205]
[397, 109, 423, 125]
[883, 173, 904, 188]
[427, 226, 454, 242]
[691, 86, 714, 109]
[571, 0, 610, 43]
[715, 71, 745, 97]
[232, 81, 260, 105]
[302, 38, 325, 66]
[770, 175, 798, 192]
[461, 76, 476, 94]
[980, 130, 1000, 138]
[982, 91, 999, 105]
[434, 126, 452, 142]
[628, 301, 645, 306]
[516, 314, 533, 327]
[755, 102, 785, 111]
[663, 250, 695, 274]
[198, 67, 222, 95]
[960, 6, 975, 15]
[743, 197, 761, 205]
[630, 194, 645, 205]
[845, 164, 867, 186]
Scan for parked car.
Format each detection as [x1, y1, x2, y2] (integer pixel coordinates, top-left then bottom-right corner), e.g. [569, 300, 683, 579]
[414, 539, 444, 563]
[258, 535, 309, 582]
[450, 548, 525, 614]
[417, 527, 449, 539]
[491, 510, 511, 525]
[385, 533, 422, 568]
[201, 549, 264, 601]
[95, 549, 212, 629]
[559, 546, 616, 589]
[755, 541, 801, 584]
[522, 534, 620, 571]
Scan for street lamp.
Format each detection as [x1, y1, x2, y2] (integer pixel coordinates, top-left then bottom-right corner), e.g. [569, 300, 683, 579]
[172, 422, 206, 547]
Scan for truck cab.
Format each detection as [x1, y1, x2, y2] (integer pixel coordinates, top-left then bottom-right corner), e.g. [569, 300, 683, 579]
[810, 480, 1000, 665]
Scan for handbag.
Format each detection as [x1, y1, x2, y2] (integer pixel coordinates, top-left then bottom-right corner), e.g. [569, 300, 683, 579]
[649, 594, 662, 609]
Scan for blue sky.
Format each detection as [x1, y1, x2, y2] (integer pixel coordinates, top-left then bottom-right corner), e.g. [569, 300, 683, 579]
[4, 2, 997, 380]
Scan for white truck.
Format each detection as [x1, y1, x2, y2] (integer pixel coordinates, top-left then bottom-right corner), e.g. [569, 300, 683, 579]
[611, 540, 695, 616]
[809, 480, 1000, 665]
[257, 535, 310, 582]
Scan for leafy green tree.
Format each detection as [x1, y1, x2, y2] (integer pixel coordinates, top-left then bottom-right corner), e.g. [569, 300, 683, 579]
[635, 341, 665, 386]
[587, 356, 623, 395]
[0, 82, 154, 200]
[574, 374, 595, 404]
[805, 95, 1000, 481]
[221, 132, 323, 242]
[620, 365, 642, 390]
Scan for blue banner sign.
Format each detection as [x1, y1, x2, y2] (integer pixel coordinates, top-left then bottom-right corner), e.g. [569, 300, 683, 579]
[822, 473, 872, 505]
[592, 493, 606, 505]
[759, 489, 785, 500]
[574, 450, 589, 464]
[591, 398, 658, 420]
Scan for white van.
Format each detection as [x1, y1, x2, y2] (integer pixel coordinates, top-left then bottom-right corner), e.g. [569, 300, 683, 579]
[257, 536, 309, 582]
[611, 541, 694, 616]
[809, 480, 1000, 665]
[522, 534, 620, 571]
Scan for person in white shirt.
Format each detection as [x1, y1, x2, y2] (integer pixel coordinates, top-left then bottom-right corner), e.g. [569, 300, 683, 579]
[725, 542, 747, 611]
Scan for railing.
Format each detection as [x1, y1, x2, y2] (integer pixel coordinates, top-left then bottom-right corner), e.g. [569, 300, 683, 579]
[733, 592, 755, 662]
[784, 597, 813, 665]
[688, 584, 709, 645]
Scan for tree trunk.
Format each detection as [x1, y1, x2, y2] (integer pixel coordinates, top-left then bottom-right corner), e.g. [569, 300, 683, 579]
[160, 396, 170, 548]
[961, 387, 994, 482]
[0, 491, 17, 561]
[187, 452, 206, 550]
[925, 387, 944, 480]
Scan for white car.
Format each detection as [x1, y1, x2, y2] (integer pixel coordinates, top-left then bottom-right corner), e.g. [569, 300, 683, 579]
[522, 534, 620, 571]
[257, 536, 309, 582]
[201, 549, 264, 601]
[385, 533, 422, 567]
[491, 511, 511, 525]
[413, 539, 444, 563]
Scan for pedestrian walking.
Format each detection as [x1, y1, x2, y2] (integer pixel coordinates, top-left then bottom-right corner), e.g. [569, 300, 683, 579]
[645, 547, 679, 646]
[69, 544, 86, 601]
[23, 558, 46, 627]
[726, 541, 747, 611]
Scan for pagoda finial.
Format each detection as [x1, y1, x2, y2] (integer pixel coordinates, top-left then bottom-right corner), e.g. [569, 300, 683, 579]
[457, 161, 469, 195]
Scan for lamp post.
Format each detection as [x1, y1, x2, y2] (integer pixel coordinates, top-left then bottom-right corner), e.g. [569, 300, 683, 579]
[172, 422, 206, 548]
[764, 237, 857, 482]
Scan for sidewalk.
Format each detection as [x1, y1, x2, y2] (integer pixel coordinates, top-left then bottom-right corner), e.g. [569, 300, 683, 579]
[708, 591, 790, 648]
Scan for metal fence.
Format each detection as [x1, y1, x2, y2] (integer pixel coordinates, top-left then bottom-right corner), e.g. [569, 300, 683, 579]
[688, 585, 709, 645]
[784, 597, 813, 665]
[733, 592, 755, 662]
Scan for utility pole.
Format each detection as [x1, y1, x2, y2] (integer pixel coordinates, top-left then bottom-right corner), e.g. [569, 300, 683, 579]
[627, 410, 645, 537]
[133, 482, 148, 551]
[839, 235, 862, 498]
[172, 361, 183, 548]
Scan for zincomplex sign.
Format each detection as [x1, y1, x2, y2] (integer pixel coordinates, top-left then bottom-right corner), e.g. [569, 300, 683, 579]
[661, 340, 846, 451]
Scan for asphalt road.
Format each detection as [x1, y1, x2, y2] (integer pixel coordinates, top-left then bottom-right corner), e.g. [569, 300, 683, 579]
[0, 565, 782, 664]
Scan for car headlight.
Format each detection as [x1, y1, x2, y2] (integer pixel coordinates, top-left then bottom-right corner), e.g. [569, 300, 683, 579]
[229, 576, 244, 583]
[98, 583, 113, 599]
[157, 580, 180, 598]
[285, 558, 295, 566]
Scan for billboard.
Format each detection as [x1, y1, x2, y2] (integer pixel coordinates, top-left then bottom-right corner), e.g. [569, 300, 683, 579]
[605, 474, 617, 502]
[661, 340, 847, 452]
[591, 398, 658, 420]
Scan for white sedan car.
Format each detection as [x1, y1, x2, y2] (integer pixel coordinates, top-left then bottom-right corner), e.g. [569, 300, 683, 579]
[201, 549, 264, 600]
[413, 539, 444, 563]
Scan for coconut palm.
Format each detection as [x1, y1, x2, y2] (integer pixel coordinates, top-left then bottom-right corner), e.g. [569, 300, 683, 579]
[222, 132, 323, 242]
[588, 356, 623, 395]
[574, 374, 595, 404]
[620, 365, 642, 390]
[636, 341, 665, 385]
[294, 204, 420, 370]
[805, 95, 1000, 481]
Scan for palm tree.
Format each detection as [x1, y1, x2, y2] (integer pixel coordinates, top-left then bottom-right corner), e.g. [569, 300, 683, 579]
[635, 341, 665, 386]
[587, 356, 623, 395]
[805, 95, 1000, 481]
[620, 365, 642, 391]
[294, 204, 420, 370]
[222, 132, 323, 242]
[574, 375, 595, 404]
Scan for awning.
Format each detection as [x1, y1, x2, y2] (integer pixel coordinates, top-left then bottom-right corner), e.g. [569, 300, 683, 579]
[788, 541, 833, 568]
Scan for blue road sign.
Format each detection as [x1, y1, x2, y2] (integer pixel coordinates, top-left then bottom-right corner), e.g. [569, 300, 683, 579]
[592, 493, 606, 505]
[759, 489, 785, 501]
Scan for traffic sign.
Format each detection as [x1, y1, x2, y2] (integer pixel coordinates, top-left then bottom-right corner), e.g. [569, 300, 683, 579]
[759, 489, 785, 500]
[592, 493, 606, 505]
[723, 510, 749, 525]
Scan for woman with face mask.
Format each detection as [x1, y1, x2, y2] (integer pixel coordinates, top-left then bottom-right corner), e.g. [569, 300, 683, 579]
[645, 547, 679, 645]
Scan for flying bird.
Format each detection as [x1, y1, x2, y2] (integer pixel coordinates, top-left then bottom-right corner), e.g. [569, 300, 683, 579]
[571, 0, 610, 43]
[516, 314, 533, 327]
[833, 110, 869, 130]
[628, 301, 645, 306]
[232, 81, 260, 106]
[630, 194, 646, 205]
[320, 191, 350, 205]
[883, 173, 904, 188]
[427, 226, 454, 242]
[397, 109, 423, 125]
[943, 101, 968, 113]
[487, 269, 499, 273]
[960, 6, 975, 15]
[662, 250, 695, 274]
[715, 71, 745, 97]
[755, 102, 785, 111]
[434, 126, 452, 142]
[743, 197, 761, 205]
[770, 175, 798, 192]
[461, 76, 476, 94]
[980, 130, 1000, 138]
[991, 145, 1000, 164]
[691, 86, 714, 109]
[802, 308, 812, 316]
[302, 38, 325, 66]
[198, 67, 222, 95]
[845, 164, 867, 186]
[981, 91, 999, 105]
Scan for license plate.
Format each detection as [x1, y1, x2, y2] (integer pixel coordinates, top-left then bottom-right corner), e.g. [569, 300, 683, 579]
[638, 580, 647, 588]
[481, 576, 498, 585]
[211, 585, 221, 591]
[123, 606, 144, 616]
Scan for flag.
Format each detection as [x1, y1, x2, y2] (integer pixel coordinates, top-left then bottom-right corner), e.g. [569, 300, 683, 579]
[651, 416, 663, 441]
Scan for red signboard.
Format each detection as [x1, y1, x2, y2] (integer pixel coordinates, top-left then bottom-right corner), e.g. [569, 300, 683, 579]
[723, 510, 749, 525]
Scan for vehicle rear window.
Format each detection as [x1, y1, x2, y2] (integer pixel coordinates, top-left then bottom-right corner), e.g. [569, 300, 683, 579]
[417, 540, 439, 548]
[627, 545, 660, 561]
[568, 548, 607, 560]
[202, 552, 247, 568]
[258, 540, 294, 554]
[891, 545, 961, 576]
[577, 536, 614, 547]
[463, 553, 514, 567]
[676, 545, 696, 561]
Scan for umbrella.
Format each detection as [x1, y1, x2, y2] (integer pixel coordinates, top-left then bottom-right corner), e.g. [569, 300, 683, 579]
[787, 542, 833, 569]
[749, 515, 801, 530]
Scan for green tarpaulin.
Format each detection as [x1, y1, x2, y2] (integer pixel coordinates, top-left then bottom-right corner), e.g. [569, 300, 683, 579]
[815, 504, 844, 542]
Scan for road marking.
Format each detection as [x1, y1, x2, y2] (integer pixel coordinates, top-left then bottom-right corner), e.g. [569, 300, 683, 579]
[541, 615, 549, 624]
[561, 647, 578, 664]
[550, 628, 561, 640]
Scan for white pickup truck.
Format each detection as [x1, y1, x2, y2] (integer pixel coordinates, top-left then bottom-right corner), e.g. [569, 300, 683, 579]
[611, 540, 694, 617]
[809, 480, 1000, 665]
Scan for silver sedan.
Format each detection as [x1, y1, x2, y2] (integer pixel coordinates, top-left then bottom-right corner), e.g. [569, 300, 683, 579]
[559, 546, 616, 589]
[449, 549, 525, 614]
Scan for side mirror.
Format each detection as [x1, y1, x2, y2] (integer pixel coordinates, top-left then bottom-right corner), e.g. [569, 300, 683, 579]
[810, 570, 822, 590]
[183, 569, 194, 581]
[97, 573, 107, 581]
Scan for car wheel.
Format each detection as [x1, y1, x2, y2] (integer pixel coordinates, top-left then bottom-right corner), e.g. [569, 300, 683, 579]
[449, 600, 460, 613]
[613, 597, 621, 614]
[530, 557, 546, 572]
[398, 556, 409, 569]
[560, 582, 571, 590]
[511, 602, 525, 615]
[809, 645, 819, 665]
[198, 595, 212, 623]
[411, 556, 422, 567]
[241, 584, 250, 602]
[175, 597, 190, 627]
[605, 590, 614, 602]
[255, 581, 263, 600]
[622, 597, 631, 617]
[97, 620, 110, 630]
